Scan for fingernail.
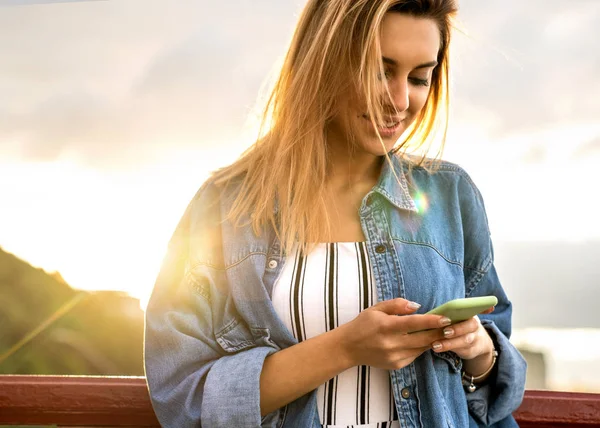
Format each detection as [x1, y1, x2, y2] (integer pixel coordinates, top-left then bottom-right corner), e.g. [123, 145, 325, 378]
[407, 301, 421, 310]
[465, 333, 475, 344]
[432, 342, 443, 352]
[443, 328, 454, 338]
[439, 317, 452, 327]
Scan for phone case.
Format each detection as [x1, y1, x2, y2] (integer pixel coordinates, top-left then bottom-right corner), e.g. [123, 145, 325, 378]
[425, 296, 498, 323]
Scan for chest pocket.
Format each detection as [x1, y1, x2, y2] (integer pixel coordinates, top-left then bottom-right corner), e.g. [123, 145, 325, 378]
[216, 318, 277, 353]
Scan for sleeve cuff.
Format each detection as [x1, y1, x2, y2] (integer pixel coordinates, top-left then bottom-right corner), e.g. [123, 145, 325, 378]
[201, 346, 282, 427]
[466, 320, 527, 425]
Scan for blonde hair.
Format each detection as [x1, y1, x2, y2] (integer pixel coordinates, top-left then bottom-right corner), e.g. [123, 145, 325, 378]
[212, 0, 458, 254]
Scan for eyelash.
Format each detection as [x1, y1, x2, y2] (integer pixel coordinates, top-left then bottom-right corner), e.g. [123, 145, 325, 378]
[409, 77, 430, 87]
[379, 71, 430, 87]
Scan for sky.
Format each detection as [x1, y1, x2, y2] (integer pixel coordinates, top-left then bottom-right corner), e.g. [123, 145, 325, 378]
[0, 0, 599, 307]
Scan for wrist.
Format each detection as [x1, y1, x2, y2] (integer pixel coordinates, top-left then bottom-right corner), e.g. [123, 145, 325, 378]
[331, 323, 357, 370]
[461, 348, 498, 392]
[461, 332, 497, 392]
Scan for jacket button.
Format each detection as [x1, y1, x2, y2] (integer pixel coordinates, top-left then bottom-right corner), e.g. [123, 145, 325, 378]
[401, 387, 411, 399]
[375, 244, 386, 254]
[268, 260, 278, 269]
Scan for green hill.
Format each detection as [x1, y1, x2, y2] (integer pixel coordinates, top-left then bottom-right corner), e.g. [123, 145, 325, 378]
[0, 247, 144, 376]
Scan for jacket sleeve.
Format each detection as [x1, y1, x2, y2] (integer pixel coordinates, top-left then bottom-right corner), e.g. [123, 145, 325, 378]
[458, 173, 528, 426]
[144, 183, 280, 427]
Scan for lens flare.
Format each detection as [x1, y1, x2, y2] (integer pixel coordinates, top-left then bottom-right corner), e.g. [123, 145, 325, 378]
[414, 192, 429, 213]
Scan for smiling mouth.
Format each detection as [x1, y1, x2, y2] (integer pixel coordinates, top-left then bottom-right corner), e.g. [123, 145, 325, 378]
[361, 114, 403, 129]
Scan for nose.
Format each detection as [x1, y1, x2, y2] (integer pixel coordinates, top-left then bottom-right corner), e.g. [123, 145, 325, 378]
[386, 78, 409, 113]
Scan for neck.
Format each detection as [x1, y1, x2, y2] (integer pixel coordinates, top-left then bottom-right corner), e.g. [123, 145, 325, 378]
[326, 134, 383, 193]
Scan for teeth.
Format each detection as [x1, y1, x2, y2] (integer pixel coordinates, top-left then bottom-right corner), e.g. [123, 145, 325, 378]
[362, 114, 400, 128]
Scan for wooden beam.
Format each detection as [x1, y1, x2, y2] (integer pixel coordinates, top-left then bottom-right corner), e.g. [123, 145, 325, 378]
[0, 376, 599, 427]
[514, 390, 600, 428]
[0, 375, 159, 426]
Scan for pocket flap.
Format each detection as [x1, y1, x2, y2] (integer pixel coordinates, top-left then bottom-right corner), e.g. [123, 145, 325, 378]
[216, 320, 277, 353]
[216, 319, 256, 353]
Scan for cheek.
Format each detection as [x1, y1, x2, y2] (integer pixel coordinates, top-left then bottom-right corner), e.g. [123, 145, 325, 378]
[409, 89, 431, 116]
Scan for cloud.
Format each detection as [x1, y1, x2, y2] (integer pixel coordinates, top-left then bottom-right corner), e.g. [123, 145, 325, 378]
[0, 0, 301, 166]
[454, 0, 600, 137]
[0, 0, 598, 166]
[520, 144, 547, 164]
[573, 137, 600, 160]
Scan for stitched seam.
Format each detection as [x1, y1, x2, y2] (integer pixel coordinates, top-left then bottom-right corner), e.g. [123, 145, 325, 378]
[221, 341, 255, 352]
[391, 238, 468, 269]
[408, 162, 484, 206]
[218, 318, 240, 337]
[277, 405, 288, 428]
[464, 265, 485, 273]
[465, 255, 493, 296]
[186, 273, 211, 303]
[189, 251, 268, 272]
[465, 271, 484, 296]
[432, 351, 463, 373]
[411, 162, 478, 188]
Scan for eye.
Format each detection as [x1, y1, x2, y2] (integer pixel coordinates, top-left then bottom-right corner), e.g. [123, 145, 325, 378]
[409, 77, 430, 87]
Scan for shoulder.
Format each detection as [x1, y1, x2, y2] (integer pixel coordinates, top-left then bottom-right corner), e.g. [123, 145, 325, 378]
[400, 156, 485, 208]
[186, 173, 245, 221]
[402, 156, 493, 262]
[178, 175, 243, 256]
[183, 172, 271, 269]
[401, 155, 479, 189]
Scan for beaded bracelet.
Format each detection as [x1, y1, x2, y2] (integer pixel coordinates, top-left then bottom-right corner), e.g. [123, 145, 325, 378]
[461, 349, 498, 393]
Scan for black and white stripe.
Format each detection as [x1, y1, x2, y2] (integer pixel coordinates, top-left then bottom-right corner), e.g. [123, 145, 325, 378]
[289, 247, 307, 342]
[271, 242, 400, 428]
[356, 241, 373, 424]
[323, 243, 339, 425]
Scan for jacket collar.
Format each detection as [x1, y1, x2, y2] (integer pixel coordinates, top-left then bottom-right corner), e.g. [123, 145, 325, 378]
[370, 153, 418, 213]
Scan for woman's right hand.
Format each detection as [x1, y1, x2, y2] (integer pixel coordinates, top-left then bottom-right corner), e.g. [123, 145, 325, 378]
[337, 298, 452, 370]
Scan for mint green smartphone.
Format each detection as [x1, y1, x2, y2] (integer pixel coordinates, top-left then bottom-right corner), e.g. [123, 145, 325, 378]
[425, 296, 498, 323]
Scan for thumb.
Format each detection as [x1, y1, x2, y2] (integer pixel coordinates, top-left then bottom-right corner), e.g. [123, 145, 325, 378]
[373, 298, 421, 315]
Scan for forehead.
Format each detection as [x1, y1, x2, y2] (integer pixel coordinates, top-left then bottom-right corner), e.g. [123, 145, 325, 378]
[380, 13, 441, 66]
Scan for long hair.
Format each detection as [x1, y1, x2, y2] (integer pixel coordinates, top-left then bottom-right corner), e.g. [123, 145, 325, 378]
[212, 0, 458, 254]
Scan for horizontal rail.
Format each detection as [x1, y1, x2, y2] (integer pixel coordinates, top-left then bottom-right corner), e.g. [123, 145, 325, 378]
[0, 375, 159, 427]
[514, 389, 600, 427]
[0, 376, 599, 427]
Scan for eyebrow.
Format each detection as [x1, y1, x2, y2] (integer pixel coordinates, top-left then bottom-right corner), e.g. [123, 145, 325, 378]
[382, 56, 438, 69]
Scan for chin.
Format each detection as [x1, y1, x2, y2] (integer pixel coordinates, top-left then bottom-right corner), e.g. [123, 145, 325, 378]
[356, 135, 400, 157]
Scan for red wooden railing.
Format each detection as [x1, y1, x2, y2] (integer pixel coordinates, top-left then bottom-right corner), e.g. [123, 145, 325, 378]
[0, 376, 599, 427]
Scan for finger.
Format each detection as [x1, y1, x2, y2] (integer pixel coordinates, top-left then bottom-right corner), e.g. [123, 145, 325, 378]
[432, 332, 476, 353]
[372, 298, 422, 316]
[389, 313, 453, 335]
[439, 317, 479, 339]
[403, 329, 447, 349]
[481, 306, 495, 315]
[395, 345, 432, 364]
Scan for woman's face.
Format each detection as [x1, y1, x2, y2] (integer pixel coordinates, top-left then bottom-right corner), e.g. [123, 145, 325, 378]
[328, 13, 441, 156]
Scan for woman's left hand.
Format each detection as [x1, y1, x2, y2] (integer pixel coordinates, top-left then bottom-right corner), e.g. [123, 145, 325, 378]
[431, 313, 494, 361]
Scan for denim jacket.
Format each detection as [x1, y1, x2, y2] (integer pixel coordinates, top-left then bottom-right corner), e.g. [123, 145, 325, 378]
[144, 154, 527, 428]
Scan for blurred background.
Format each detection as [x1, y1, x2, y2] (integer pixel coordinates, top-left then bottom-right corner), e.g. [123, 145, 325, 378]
[0, 0, 598, 392]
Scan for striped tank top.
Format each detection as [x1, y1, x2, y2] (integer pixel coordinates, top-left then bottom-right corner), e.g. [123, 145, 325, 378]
[271, 242, 400, 428]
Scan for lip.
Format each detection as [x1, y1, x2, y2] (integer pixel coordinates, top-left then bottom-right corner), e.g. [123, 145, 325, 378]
[361, 114, 404, 137]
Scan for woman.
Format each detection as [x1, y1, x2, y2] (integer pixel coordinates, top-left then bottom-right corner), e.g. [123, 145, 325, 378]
[144, 0, 527, 427]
